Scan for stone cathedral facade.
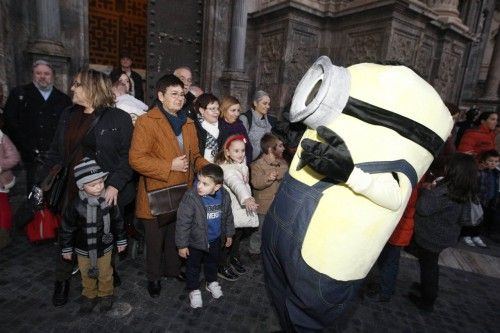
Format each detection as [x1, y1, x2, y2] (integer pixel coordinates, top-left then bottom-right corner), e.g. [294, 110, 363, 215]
[0, 0, 498, 115]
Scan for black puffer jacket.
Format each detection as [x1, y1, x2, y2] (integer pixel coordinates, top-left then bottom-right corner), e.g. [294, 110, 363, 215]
[60, 197, 127, 257]
[175, 188, 235, 251]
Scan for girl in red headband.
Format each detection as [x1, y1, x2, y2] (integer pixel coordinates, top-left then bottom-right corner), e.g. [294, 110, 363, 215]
[215, 135, 259, 281]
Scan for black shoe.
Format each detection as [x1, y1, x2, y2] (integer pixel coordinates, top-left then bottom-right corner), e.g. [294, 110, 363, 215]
[79, 297, 97, 314]
[52, 279, 70, 307]
[218, 266, 239, 281]
[408, 293, 434, 312]
[99, 296, 114, 312]
[230, 257, 247, 275]
[113, 271, 121, 287]
[147, 280, 161, 298]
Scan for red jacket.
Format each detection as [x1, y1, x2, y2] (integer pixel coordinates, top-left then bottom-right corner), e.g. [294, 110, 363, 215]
[389, 187, 418, 246]
[457, 124, 496, 156]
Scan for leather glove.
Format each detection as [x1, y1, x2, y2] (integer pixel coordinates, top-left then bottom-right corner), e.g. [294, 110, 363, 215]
[297, 126, 354, 183]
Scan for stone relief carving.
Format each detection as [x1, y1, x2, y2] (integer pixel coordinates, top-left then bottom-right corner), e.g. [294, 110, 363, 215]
[257, 31, 284, 96]
[434, 51, 461, 99]
[347, 32, 382, 64]
[414, 42, 434, 79]
[388, 33, 416, 65]
[286, 30, 318, 87]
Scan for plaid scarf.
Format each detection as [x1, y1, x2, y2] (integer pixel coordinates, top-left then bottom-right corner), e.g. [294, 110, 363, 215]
[198, 114, 219, 160]
[78, 190, 112, 279]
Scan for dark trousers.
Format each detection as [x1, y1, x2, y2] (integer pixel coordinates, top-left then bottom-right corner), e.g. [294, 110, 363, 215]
[186, 238, 221, 291]
[262, 175, 360, 332]
[462, 225, 480, 238]
[219, 228, 243, 267]
[24, 161, 38, 195]
[377, 243, 402, 297]
[412, 241, 440, 304]
[143, 218, 181, 281]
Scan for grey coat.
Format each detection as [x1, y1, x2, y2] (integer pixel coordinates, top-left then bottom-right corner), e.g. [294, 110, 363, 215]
[414, 184, 471, 253]
[175, 188, 235, 251]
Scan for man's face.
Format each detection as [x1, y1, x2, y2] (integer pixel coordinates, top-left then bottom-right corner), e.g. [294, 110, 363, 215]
[120, 57, 132, 68]
[32, 64, 54, 90]
[174, 68, 192, 93]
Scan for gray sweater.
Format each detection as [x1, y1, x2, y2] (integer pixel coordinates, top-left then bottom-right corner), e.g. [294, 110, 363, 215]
[414, 184, 471, 253]
[175, 188, 235, 251]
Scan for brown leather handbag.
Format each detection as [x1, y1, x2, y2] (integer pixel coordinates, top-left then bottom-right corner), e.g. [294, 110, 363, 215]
[143, 177, 187, 227]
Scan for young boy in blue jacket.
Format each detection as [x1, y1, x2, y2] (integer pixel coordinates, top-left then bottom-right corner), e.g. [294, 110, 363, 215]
[175, 163, 235, 308]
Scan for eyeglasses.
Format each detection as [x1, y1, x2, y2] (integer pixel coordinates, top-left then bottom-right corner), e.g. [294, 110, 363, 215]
[205, 107, 219, 113]
[72, 81, 82, 88]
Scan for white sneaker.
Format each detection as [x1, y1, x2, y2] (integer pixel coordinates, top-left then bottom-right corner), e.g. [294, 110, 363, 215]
[189, 289, 203, 308]
[463, 236, 476, 247]
[206, 281, 223, 299]
[472, 236, 487, 248]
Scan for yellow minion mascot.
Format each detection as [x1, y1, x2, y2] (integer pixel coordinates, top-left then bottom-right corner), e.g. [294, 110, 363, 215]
[261, 56, 453, 332]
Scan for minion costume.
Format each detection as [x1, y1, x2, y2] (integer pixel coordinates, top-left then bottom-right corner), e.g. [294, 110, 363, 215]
[261, 56, 453, 332]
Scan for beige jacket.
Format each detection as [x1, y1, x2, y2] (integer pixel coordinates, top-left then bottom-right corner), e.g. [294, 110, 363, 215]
[250, 156, 288, 214]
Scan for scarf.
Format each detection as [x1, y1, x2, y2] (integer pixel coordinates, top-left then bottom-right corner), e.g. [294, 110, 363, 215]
[157, 100, 187, 136]
[78, 190, 112, 279]
[198, 114, 219, 160]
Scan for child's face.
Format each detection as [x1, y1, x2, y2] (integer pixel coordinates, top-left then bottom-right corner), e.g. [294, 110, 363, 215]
[483, 157, 499, 170]
[82, 178, 105, 196]
[226, 140, 245, 164]
[197, 174, 221, 196]
[274, 140, 285, 158]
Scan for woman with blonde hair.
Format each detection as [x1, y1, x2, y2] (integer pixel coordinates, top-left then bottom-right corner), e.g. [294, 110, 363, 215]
[39, 67, 134, 308]
[218, 96, 252, 165]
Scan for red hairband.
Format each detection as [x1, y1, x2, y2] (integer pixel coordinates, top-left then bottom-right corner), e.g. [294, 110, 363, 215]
[224, 135, 247, 149]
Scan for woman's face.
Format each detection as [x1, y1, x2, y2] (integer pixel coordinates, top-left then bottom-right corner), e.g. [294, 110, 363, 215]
[119, 74, 131, 93]
[224, 103, 241, 124]
[200, 101, 220, 124]
[254, 95, 271, 115]
[226, 140, 245, 164]
[71, 74, 91, 108]
[158, 85, 185, 113]
[482, 113, 498, 131]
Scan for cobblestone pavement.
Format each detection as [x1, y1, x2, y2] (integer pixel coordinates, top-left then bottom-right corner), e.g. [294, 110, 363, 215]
[1, 229, 500, 333]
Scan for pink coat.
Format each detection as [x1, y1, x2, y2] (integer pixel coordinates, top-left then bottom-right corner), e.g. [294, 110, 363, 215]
[0, 130, 20, 191]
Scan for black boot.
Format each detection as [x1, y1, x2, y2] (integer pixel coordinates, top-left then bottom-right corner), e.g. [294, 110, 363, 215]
[52, 279, 70, 307]
[147, 280, 161, 298]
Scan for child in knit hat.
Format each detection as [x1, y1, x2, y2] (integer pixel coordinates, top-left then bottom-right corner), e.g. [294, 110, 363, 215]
[60, 157, 127, 314]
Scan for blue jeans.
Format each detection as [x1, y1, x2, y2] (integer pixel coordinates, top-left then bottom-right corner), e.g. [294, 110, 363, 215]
[262, 174, 361, 332]
[186, 238, 221, 291]
[376, 243, 402, 297]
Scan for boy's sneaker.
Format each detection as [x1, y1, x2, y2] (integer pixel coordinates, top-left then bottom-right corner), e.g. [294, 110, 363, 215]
[472, 236, 487, 248]
[230, 257, 247, 275]
[189, 289, 203, 308]
[206, 281, 223, 299]
[99, 296, 113, 313]
[463, 236, 476, 247]
[217, 266, 239, 281]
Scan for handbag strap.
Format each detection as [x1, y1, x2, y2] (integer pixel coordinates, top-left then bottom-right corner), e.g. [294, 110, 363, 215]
[64, 107, 107, 167]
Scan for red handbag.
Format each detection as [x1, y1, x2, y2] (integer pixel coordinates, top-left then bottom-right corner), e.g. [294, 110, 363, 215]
[25, 208, 61, 242]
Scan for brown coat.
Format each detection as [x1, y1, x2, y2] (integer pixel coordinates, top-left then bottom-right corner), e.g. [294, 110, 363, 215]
[129, 106, 208, 220]
[250, 156, 288, 215]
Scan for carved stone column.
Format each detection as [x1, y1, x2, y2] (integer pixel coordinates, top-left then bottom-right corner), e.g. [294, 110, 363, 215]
[431, 0, 469, 31]
[483, 28, 500, 99]
[26, 0, 70, 91]
[220, 0, 251, 108]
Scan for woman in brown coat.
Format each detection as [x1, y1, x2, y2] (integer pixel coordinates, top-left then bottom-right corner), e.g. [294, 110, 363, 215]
[129, 74, 208, 298]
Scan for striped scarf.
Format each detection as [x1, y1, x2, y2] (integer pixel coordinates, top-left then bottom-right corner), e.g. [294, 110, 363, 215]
[78, 190, 112, 279]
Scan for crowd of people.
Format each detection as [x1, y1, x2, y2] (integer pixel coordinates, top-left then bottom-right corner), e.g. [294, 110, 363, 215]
[0, 57, 498, 323]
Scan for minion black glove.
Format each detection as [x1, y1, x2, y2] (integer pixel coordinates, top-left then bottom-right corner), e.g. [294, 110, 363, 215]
[297, 126, 354, 183]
